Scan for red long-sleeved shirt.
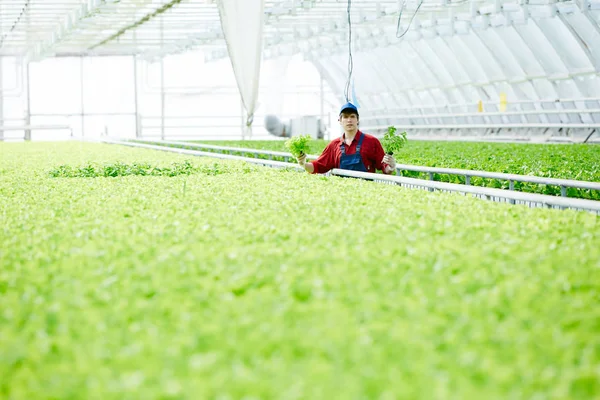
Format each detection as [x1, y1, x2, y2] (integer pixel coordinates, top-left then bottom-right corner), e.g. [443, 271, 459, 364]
[310, 131, 390, 174]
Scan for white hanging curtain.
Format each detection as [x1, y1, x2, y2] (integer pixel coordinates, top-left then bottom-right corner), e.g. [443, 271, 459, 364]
[216, 0, 265, 138]
[265, 56, 291, 117]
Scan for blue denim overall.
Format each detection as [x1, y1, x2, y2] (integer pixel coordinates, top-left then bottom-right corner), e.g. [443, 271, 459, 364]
[339, 133, 368, 172]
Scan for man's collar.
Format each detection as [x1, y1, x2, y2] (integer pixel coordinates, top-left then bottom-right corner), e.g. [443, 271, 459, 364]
[341, 130, 362, 144]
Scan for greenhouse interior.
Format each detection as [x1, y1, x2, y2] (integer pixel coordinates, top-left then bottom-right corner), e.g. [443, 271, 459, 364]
[1, 0, 599, 398]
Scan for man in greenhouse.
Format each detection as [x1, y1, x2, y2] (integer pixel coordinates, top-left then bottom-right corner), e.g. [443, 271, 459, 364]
[297, 102, 397, 175]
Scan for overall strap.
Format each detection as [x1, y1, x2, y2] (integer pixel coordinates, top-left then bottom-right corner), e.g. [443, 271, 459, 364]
[340, 132, 364, 154]
[356, 132, 365, 152]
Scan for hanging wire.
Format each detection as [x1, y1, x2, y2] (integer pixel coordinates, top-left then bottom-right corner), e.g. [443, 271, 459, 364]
[396, 0, 424, 38]
[344, 0, 353, 103]
[344, 0, 421, 101]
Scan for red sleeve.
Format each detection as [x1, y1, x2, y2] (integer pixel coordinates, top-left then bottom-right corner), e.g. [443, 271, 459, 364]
[310, 141, 337, 174]
[371, 137, 390, 173]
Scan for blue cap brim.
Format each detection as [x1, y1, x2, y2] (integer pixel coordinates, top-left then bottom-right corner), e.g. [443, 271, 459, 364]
[339, 102, 359, 115]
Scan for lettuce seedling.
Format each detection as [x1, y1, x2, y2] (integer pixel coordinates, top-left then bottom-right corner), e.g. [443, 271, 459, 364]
[285, 135, 312, 160]
[381, 126, 408, 155]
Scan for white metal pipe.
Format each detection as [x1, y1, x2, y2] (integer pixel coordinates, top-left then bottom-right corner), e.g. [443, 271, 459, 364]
[133, 54, 140, 138]
[160, 57, 165, 140]
[0, 57, 3, 141]
[24, 61, 31, 141]
[362, 109, 600, 121]
[0, 124, 71, 131]
[134, 139, 600, 193]
[142, 139, 294, 157]
[362, 123, 600, 129]
[320, 71, 325, 140]
[370, 97, 600, 112]
[79, 56, 85, 137]
[0, 6, 3, 138]
[160, 17, 165, 141]
[331, 168, 600, 213]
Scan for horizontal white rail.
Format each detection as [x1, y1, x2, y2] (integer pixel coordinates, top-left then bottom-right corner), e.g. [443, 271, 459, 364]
[97, 138, 600, 214]
[371, 97, 600, 113]
[394, 164, 600, 192]
[0, 125, 72, 132]
[363, 123, 600, 130]
[332, 169, 600, 213]
[131, 139, 600, 197]
[140, 139, 293, 158]
[99, 138, 299, 169]
[364, 109, 600, 120]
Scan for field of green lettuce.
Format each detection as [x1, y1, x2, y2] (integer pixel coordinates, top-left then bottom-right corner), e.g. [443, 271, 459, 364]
[1, 141, 599, 399]
[179, 139, 600, 199]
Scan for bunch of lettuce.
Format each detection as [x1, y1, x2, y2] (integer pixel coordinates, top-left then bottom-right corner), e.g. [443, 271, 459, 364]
[381, 126, 408, 155]
[285, 134, 312, 160]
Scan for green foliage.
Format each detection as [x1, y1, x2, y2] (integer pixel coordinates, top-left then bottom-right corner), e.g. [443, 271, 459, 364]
[1, 141, 599, 399]
[184, 139, 600, 199]
[284, 134, 312, 159]
[381, 125, 408, 155]
[48, 160, 236, 178]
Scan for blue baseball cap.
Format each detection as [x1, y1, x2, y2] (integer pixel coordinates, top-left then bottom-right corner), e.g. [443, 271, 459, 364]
[339, 102, 359, 116]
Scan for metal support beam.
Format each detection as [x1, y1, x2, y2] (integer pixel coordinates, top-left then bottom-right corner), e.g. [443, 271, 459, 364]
[133, 54, 140, 138]
[159, 17, 165, 140]
[0, 4, 3, 142]
[89, 0, 184, 50]
[24, 5, 32, 141]
[80, 56, 85, 137]
[556, 11, 599, 71]
[580, 0, 600, 36]
[25, 61, 31, 141]
[320, 71, 325, 139]
[160, 56, 165, 140]
[0, 57, 4, 142]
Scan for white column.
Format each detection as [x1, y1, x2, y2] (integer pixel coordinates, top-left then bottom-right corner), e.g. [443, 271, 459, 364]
[0, 57, 4, 141]
[0, 4, 3, 141]
[320, 71, 325, 139]
[159, 18, 165, 140]
[80, 56, 85, 137]
[24, 7, 31, 141]
[25, 61, 31, 141]
[160, 57, 165, 140]
[133, 30, 140, 139]
[134, 55, 140, 138]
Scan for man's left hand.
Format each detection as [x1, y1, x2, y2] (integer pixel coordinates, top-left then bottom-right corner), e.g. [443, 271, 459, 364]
[382, 154, 396, 174]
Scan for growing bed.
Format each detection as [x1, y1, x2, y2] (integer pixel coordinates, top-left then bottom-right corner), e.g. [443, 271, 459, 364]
[1, 141, 598, 399]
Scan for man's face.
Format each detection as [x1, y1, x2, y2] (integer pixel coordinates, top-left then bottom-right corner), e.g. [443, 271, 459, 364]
[339, 112, 359, 131]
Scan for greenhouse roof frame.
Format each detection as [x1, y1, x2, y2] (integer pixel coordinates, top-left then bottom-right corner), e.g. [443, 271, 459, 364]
[2, 0, 597, 62]
[2, 0, 600, 133]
